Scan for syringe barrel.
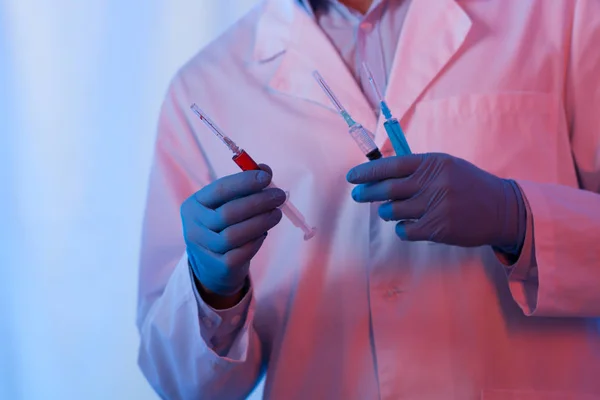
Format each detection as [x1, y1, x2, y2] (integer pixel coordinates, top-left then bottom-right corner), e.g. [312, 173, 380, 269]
[232, 149, 316, 240]
[348, 124, 380, 159]
[383, 119, 412, 156]
[233, 149, 260, 170]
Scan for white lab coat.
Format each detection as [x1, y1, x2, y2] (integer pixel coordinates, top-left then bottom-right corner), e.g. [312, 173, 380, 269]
[137, 0, 600, 399]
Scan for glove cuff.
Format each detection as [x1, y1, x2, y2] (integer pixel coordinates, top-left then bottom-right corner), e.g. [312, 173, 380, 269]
[494, 179, 526, 254]
[188, 256, 248, 297]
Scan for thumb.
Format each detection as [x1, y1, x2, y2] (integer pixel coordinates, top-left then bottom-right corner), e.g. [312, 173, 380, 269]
[258, 163, 273, 176]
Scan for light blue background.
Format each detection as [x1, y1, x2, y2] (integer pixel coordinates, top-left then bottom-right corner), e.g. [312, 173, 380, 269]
[1, 1, 261, 398]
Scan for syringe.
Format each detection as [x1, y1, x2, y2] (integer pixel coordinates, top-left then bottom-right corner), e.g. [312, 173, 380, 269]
[362, 62, 412, 156]
[190, 104, 317, 241]
[312, 71, 383, 161]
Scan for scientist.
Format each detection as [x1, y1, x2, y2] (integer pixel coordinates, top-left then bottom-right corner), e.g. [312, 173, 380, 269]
[137, 0, 600, 398]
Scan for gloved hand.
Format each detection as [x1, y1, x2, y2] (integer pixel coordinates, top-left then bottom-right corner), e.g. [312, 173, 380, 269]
[347, 153, 526, 252]
[181, 165, 286, 296]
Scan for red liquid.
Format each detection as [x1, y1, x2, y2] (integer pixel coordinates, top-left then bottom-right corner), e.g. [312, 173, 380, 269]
[233, 150, 260, 171]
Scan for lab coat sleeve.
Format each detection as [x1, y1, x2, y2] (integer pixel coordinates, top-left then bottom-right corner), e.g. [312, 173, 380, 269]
[136, 76, 264, 399]
[187, 264, 254, 353]
[507, 0, 600, 318]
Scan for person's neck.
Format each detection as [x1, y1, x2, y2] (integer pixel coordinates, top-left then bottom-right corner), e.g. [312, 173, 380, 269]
[339, 0, 373, 14]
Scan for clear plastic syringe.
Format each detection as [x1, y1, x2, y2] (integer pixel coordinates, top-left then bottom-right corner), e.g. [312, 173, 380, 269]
[362, 62, 412, 156]
[190, 104, 317, 241]
[312, 71, 383, 161]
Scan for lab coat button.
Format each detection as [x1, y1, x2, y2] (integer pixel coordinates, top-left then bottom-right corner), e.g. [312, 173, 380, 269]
[360, 22, 373, 31]
[231, 315, 241, 325]
[384, 287, 403, 299]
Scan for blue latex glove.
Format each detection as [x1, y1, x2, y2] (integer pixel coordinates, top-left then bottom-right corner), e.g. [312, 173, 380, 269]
[181, 165, 286, 295]
[347, 153, 526, 251]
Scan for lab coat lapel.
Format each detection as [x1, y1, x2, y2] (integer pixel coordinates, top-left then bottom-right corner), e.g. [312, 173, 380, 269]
[253, 0, 377, 131]
[374, 0, 473, 150]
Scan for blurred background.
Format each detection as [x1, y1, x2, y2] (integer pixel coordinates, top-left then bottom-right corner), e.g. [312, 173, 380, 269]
[1, 0, 261, 398]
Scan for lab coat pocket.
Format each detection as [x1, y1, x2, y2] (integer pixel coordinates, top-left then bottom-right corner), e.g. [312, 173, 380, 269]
[410, 92, 561, 182]
[481, 389, 599, 400]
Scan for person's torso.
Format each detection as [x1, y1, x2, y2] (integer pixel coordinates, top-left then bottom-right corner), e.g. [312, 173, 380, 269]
[176, 0, 600, 398]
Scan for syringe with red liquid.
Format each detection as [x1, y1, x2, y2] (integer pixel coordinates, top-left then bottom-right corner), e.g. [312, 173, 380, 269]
[190, 104, 317, 241]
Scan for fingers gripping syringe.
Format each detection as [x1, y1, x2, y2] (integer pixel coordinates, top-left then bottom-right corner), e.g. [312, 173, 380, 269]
[312, 71, 383, 161]
[362, 62, 412, 156]
[190, 104, 317, 241]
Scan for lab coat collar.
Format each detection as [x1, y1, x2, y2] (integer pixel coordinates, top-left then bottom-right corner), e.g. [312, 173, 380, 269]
[299, 0, 386, 19]
[253, 0, 473, 143]
[374, 0, 472, 150]
[252, 0, 295, 62]
[253, 0, 375, 128]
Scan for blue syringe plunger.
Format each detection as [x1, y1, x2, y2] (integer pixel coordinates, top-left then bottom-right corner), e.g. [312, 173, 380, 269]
[362, 62, 412, 155]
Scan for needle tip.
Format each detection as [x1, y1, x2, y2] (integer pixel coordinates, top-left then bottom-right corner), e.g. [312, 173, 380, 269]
[362, 62, 375, 83]
[362, 63, 383, 103]
[190, 103, 205, 120]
